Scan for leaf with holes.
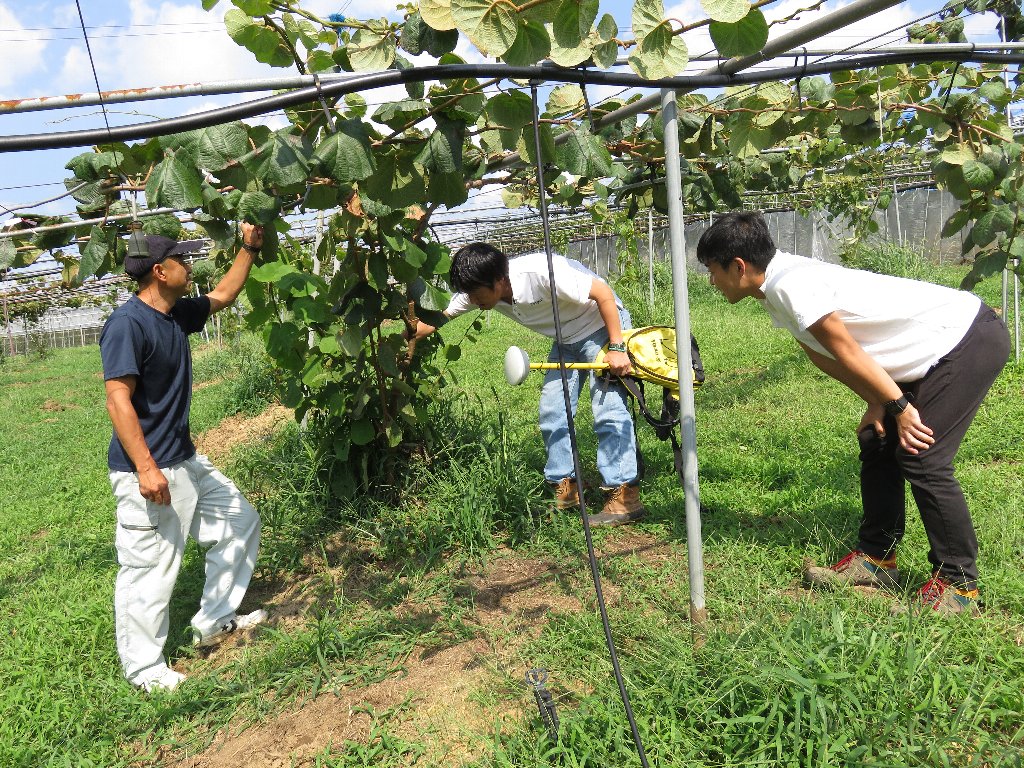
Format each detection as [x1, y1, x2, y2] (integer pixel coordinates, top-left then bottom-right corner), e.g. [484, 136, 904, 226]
[502, 18, 550, 65]
[313, 120, 376, 182]
[452, 0, 518, 56]
[553, 0, 599, 49]
[709, 9, 767, 57]
[146, 154, 204, 210]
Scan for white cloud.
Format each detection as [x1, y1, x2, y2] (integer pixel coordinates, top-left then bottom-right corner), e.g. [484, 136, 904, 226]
[0, 3, 50, 95]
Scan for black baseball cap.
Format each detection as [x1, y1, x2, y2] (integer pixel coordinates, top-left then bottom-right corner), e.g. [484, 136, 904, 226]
[124, 235, 204, 279]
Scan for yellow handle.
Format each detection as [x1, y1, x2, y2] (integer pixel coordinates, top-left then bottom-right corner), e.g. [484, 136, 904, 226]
[528, 362, 608, 371]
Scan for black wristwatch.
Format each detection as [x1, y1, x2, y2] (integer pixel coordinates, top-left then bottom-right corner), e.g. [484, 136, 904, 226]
[883, 395, 910, 417]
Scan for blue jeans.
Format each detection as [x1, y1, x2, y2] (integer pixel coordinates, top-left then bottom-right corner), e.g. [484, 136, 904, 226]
[538, 308, 640, 487]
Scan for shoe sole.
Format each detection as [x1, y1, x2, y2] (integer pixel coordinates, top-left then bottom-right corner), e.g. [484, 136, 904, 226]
[587, 508, 647, 528]
[803, 567, 903, 591]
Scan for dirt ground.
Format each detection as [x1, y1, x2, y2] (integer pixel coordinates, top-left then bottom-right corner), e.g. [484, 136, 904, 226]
[167, 407, 675, 767]
[193, 404, 292, 466]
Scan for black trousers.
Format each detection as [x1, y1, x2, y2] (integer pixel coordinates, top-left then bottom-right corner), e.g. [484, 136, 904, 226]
[857, 305, 1010, 591]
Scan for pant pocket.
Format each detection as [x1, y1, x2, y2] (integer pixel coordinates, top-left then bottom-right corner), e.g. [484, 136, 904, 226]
[114, 487, 164, 569]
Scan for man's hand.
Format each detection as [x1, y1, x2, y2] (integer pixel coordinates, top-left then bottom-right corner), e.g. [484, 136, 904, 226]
[138, 465, 171, 505]
[605, 349, 632, 377]
[895, 403, 934, 455]
[858, 403, 886, 437]
[240, 222, 264, 250]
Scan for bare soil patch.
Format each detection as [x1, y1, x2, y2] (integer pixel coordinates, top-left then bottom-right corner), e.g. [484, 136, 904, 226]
[167, 530, 675, 768]
[193, 405, 292, 465]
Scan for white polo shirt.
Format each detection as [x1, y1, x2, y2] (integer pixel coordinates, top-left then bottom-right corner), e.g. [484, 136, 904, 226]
[446, 252, 622, 343]
[760, 251, 981, 382]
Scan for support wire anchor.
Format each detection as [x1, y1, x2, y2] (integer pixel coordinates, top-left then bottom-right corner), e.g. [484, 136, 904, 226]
[526, 668, 559, 742]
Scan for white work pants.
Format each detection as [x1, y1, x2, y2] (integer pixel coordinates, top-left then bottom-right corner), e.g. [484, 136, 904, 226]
[109, 454, 261, 685]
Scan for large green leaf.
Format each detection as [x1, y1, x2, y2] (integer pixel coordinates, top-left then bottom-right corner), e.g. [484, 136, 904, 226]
[451, 0, 518, 56]
[961, 159, 996, 191]
[361, 153, 426, 217]
[961, 249, 1009, 290]
[547, 25, 593, 66]
[547, 84, 584, 117]
[400, 11, 460, 56]
[237, 191, 279, 225]
[971, 206, 1015, 247]
[632, 0, 664, 39]
[313, 120, 376, 182]
[427, 170, 469, 207]
[142, 213, 183, 239]
[592, 13, 618, 68]
[146, 154, 204, 210]
[420, 0, 457, 31]
[251, 260, 299, 283]
[348, 27, 396, 70]
[195, 122, 249, 172]
[553, 0, 599, 49]
[224, 8, 292, 66]
[502, 19, 550, 65]
[709, 9, 767, 57]
[0, 238, 15, 270]
[78, 227, 108, 279]
[628, 24, 688, 79]
[559, 125, 612, 178]
[253, 130, 312, 190]
[702, 0, 750, 23]
[415, 117, 464, 173]
[488, 90, 534, 149]
[373, 99, 430, 132]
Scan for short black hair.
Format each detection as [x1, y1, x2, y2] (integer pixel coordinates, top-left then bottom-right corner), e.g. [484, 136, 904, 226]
[696, 211, 776, 271]
[449, 242, 509, 293]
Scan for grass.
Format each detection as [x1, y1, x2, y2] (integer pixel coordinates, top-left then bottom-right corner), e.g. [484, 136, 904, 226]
[2, 258, 1023, 767]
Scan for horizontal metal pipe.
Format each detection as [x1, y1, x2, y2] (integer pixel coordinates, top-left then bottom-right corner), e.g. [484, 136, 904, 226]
[3, 51, 1024, 153]
[4, 42, 1021, 116]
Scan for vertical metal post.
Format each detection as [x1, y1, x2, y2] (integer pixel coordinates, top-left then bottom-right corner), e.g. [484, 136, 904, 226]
[647, 207, 655, 311]
[2, 294, 14, 358]
[1003, 268, 1009, 330]
[1014, 260, 1020, 361]
[661, 88, 706, 624]
[892, 181, 902, 245]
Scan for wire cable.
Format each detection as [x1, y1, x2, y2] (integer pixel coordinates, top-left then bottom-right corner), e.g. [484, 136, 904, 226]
[529, 81, 651, 766]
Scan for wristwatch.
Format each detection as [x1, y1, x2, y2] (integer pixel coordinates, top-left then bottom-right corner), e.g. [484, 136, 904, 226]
[607, 342, 627, 353]
[883, 395, 910, 417]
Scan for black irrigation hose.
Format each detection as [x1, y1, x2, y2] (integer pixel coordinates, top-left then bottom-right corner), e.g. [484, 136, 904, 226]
[2, 52, 1023, 153]
[529, 82, 651, 767]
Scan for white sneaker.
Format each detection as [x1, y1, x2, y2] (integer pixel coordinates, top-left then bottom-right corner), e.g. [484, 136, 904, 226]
[137, 667, 187, 693]
[193, 608, 269, 648]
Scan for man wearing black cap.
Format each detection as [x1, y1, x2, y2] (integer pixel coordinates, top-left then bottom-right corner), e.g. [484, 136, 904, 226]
[100, 223, 266, 692]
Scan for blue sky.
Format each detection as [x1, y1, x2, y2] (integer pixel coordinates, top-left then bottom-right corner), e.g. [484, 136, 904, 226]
[0, 0, 1000, 224]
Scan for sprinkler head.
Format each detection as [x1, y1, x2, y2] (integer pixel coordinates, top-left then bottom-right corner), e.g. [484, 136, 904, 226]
[504, 346, 531, 386]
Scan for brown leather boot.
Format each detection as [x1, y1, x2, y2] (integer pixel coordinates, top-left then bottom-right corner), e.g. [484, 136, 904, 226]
[550, 477, 579, 510]
[588, 483, 646, 527]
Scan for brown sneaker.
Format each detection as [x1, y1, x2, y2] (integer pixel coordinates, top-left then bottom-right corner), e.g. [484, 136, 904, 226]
[587, 483, 646, 527]
[804, 550, 903, 590]
[892, 575, 982, 616]
[550, 477, 579, 510]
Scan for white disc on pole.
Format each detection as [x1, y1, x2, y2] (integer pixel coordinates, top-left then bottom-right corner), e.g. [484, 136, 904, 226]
[504, 346, 531, 385]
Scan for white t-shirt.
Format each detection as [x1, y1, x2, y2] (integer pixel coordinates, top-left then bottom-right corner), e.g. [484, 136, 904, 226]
[760, 251, 981, 382]
[446, 252, 622, 343]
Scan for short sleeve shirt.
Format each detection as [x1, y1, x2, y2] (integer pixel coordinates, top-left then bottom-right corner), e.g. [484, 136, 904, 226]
[100, 295, 210, 471]
[446, 252, 622, 343]
[760, 251, 981, 382]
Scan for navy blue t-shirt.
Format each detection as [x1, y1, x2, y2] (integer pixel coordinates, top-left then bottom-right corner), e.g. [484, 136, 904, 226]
[100, 295, 211, 472]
